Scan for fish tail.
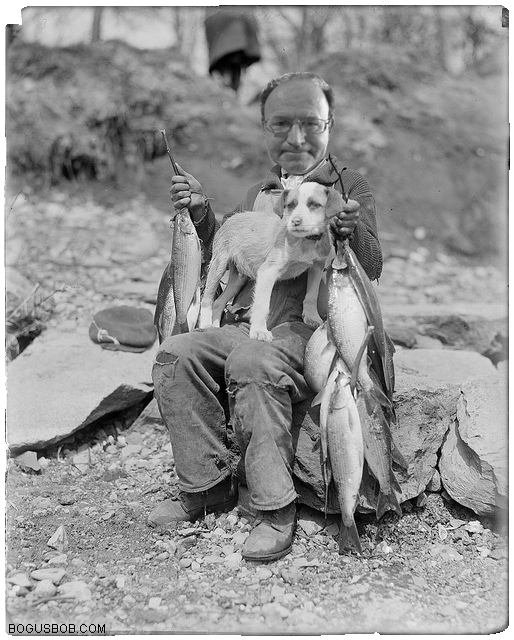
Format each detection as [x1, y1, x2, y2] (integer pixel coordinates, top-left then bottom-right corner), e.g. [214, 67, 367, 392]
[376, 491, 403, 520]
[338, 518, 363, 555]
[391, 442, 409, 470]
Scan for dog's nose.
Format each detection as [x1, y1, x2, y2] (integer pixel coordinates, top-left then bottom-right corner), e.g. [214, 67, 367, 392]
[291, 217, 302, 226]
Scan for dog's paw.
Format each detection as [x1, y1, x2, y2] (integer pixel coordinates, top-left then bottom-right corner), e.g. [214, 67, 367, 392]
[302, 311, 323, 329]
[249, 327, 274, 342]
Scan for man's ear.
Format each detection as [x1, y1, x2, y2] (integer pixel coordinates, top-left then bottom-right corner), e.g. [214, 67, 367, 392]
[328, 116, 335, 132]
[274, 189, 289, 218]
[324, 187, 344, 218]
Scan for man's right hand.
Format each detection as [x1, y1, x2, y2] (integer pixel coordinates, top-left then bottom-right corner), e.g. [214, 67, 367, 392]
[170, 164, 206, 222]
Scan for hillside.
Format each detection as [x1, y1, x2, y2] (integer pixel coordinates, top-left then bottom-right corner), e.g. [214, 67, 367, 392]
[6, 40, 508, 266]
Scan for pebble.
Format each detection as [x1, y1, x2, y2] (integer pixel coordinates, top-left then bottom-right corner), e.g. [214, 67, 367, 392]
[33, 579, 58, 598]
[31, 568, 66, 584]
[256, 567, 273, 581]
[57, 581, 92, 602]
[95, 563, 109, 578]
[148, 596, 162, 609]
[115, 575, 126, 589]
[155, 552, 170, 561]
[47, 525, 68, 552]
[123, 594, 136, 605]
[7, 573, 32, 588]
[121, 444, 143, 459]
[71, 557, 87, 568]
[298, 518, 323, 536]
[32, 497, 52, 509]
[179, 558, 192, 568]
[191, 561, 201, 571]
[224, 552, 242, 567]
[226, 514, 238, 527]
[47, 554, 68, 565]
[232, 531, 248, 545]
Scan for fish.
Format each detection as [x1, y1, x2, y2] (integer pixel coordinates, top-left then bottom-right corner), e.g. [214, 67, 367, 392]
[356, 393, 402, 519]
[327, 240, 391, 412]
[154, 261, 176, 343]
[304, 322, 337, 395]
[342, 239, 396, 420]
[326, 367, 364, 554]
[171, 209, 202, 333]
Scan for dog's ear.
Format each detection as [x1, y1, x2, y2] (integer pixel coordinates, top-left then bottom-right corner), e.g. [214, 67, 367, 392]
[274, 189, 290, 218]
[324, 187, 344, 219]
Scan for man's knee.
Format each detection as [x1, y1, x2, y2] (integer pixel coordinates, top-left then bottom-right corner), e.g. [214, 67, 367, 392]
[226, 341, 284, 386]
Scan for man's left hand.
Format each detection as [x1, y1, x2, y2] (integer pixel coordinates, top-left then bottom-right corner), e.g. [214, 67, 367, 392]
[331, 199, 360, 237]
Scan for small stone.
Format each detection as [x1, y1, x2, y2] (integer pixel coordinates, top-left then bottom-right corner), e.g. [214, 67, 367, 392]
[256, 567, 273, 581]
[7, 573, 31, 588]
[155, 552, 170, 561]
[58, 494, 76, 506]
[426, 469, 442, 492]
[123, 594, 136, 605]
[121, 444, 142, 459]
[95, 564, 109, 578]
[324, 523, 340, 537]
[15, 586, 29, 597]
[71, 557, 87, 568]
[226, 514, 238, 527]
[298, 518, 323, 536]
[224, 552, 242, 567]
[47, 525, 68, 552]
[14, 451, 41, 472]
[148, 596, 162, 609]
[115, 575, 126, 589]
[179, 557, 192, 568]
[31, 568, 66, 584]
[32, 497, 52, 509]
[38, 456, 50, 469]
[47, 554, 68, 565]
[33, 579, 57, 598]
[57, 581, 92, 602]
[455, 600, 469, 610]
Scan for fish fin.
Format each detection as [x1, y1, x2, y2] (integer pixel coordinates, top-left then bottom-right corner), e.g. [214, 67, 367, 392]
[338, 519, 363, 555]
[391, 443, 409, 470]
[376, 491, 403, 520]
[363, 384, 393, 415]
[350, 326, 374, 394]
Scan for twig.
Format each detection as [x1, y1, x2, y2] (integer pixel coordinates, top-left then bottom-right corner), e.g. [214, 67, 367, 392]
[328, 154, 349, 203]
[31, 595, 77, 606]
[6, 191, 22, 220]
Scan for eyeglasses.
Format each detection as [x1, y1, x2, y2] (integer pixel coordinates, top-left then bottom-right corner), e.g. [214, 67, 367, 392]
[263, 117, 332, 135]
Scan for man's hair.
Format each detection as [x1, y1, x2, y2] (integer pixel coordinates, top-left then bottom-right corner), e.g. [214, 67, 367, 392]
[259, 72, 335, 119]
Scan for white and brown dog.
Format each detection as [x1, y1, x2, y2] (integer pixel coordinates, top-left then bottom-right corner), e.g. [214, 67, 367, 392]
[199, 182, 344, 341]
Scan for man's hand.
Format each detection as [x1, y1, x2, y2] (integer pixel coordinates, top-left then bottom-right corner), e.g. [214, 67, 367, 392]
[331, 198, 360, 237]
[170, 164, 206, 222]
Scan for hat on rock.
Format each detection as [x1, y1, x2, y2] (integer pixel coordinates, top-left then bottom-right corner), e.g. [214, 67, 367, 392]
[89, 306, 157, 353]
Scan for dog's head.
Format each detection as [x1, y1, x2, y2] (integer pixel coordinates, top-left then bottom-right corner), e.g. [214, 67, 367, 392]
[274, 183, 344, 238]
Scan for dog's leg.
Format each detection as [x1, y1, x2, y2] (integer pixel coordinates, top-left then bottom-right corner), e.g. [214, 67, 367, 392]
[198, 252, 227, 328]
[211, 261, 248, 327]
[249, 256, 284, 342]
[302, 264, 324, 329]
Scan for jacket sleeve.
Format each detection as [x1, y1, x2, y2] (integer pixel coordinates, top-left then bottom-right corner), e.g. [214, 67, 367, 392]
[344, 171, 383, 281]
[193, 202, 219, 273]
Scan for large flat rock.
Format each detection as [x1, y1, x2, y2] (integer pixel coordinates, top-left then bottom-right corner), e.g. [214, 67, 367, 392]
[7, 327, 156, 452]
[394, 347, 497, 386]
[439, 375, 507, 515]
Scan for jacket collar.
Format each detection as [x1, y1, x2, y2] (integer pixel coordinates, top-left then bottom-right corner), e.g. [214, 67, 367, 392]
[261, 156, 342, 190]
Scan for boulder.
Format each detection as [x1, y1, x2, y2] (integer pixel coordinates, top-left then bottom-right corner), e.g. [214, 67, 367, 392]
[6, 326, 156, 452]
[383, 307, 507, 365]
[439, 374, 507, 516]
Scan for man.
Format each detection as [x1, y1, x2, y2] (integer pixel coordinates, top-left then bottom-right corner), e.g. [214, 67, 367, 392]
[150, 72, 382, 562]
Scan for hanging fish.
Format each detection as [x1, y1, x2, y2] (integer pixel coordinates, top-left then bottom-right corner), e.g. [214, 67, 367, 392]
[326, 367, 364, 554]
[171, 209, 202, 333]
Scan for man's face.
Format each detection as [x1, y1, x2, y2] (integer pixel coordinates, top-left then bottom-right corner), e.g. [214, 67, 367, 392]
[263, 80, 331, 175]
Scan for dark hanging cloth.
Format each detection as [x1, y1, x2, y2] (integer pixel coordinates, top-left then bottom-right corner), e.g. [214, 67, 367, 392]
[205, 9, 261, 91]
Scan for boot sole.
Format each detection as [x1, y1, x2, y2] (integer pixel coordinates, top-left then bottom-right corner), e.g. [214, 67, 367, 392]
[242, 542, 293, 563]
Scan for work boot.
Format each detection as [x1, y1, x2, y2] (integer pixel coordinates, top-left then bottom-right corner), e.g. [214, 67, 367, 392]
[242, 502, 296, 562]
[147, 476, 238, 527]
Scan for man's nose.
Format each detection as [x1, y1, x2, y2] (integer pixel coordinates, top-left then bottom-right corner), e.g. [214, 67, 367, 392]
[286, 123, 306, 146]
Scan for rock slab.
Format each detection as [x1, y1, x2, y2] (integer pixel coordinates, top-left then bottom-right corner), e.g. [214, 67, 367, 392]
[7, 327, 156, 452]
[439, 374, 507, 515]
